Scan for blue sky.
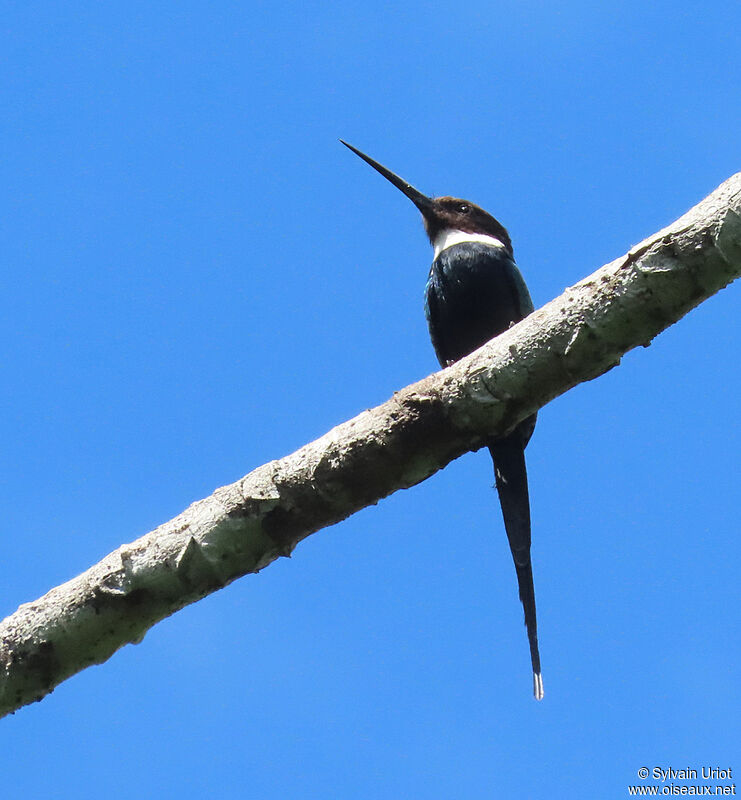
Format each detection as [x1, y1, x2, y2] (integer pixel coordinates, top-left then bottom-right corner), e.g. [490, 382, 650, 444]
[1, 2, 739, 797]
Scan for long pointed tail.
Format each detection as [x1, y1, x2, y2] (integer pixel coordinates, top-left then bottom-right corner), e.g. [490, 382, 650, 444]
[488, 431, 543, 700]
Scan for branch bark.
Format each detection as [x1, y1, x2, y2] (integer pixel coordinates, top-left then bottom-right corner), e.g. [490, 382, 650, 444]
[2, 174, 740, 719]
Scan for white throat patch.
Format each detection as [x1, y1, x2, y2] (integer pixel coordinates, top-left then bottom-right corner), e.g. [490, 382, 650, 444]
[432, 229, 506, 260]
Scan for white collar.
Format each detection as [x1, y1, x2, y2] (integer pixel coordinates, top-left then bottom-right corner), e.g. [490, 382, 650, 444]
[432, 229, 506, 260]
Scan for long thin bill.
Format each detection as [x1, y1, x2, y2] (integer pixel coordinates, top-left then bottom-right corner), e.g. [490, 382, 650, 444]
[340, 140, 433, 212]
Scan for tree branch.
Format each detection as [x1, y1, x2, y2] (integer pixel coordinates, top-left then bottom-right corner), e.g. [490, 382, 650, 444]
[2, 174, 740, 719]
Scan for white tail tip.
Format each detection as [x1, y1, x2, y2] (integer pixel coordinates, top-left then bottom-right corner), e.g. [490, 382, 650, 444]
[533, 672, 544, 701]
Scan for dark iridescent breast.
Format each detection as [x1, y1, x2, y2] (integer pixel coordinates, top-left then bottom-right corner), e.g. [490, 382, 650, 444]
[424, 242, 533, 367]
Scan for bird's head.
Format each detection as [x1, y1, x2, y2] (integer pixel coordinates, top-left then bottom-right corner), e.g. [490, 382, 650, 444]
[341, 140, 512, 256]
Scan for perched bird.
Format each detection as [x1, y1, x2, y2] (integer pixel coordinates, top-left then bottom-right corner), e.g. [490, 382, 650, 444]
[341, 140, 543, 700]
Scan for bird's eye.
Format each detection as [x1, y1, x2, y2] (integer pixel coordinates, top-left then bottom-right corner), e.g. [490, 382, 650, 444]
[458, 203, 470, 214]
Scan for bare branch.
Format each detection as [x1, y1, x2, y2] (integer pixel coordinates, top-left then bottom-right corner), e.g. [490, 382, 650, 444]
[1, 173, 739, 719]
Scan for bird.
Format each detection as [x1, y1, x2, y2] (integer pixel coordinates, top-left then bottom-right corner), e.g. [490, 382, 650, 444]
[341, 140, 543, 700]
